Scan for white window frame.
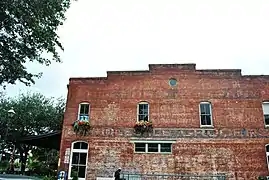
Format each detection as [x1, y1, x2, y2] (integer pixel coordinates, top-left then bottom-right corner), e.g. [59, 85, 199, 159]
[266, 144, 269, 172]
[130, 140, 176, 154]
[199, 101, 213, 127]
[77, 102, 90, 121]
[262, 102, 269, 127]
[137, 102, 149, 122]
[68, 141, 89, 180]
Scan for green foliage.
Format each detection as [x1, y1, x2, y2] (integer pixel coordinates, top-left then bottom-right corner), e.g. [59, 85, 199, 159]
[0, 160, 9, 171]
[0, 92, 65, 173]
[0, 0, 73, 87]
[0, 92, 65, 137]
[29, 147, 59, 176]
[72, 121, 91, 136]
[14, 160, 21, 168]
[71, 169, 79, 180]
[27, 157, 41, 172]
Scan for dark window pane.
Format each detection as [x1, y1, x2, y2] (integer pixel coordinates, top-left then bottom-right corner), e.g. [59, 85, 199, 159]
[143, 106, 148, 113]
[80, 142, 88, 149]
[138, 115, 143, 121]
[143, 115, 148, 121]
[200, 104, 205, 114]
[80, 104, 89, 114]
[148, 143, 158, 152]
[78, 166, 86, 178]
[79, 153, 87, 165]
[73, 142, 80, 149]
[80, 104, 84, 114]
[160, 143, 172, 153]
[139, 109, 145, 114]
[200, 103, 211, 114]
[84, 104, 89, 114]
[72, 153, 79, 164]
[138, 103, 149, 121]
[205, 104, 211, 114]
[138, 104, 143, 112]
[143, 104, 148, 110]
[73, 142, 88, 149]
[201, 115, 212, 125]
[265, 115, 269, 125]
[139, 104, 148, 114]
[135, 143, 146, 152]
[138, 115, 148, 121]
[266, 145, 269, 152]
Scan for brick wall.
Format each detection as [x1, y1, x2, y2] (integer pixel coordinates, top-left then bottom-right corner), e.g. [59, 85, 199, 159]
[59, 64, 269, 180]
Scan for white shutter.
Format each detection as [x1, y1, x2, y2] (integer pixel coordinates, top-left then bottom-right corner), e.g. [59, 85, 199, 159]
[262, 103, 269, 115]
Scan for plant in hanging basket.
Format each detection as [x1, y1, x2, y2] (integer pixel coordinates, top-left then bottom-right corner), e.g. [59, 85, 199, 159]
[72, 120, 91, 136]
[134, 120, 153, 134]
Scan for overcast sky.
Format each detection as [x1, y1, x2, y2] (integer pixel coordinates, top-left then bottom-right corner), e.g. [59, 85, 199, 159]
[5, 0, 269, 98]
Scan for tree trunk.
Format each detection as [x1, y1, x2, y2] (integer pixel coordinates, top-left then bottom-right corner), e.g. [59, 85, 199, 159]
[18, 144, 29, 174]
[19, 151, 24, 173]
[21, 151, 28, 174]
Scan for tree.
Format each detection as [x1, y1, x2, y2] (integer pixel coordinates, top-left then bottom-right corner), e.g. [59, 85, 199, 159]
[27, 147, 59, 177]
[0, 92, 65, 173]
[0, 0, 72, 87]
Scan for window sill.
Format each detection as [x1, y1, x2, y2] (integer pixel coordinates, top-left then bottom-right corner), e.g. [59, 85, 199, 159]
[200, 125, 214, 129]
[77, 119, 89, 122]
[134, 152, 172, 154]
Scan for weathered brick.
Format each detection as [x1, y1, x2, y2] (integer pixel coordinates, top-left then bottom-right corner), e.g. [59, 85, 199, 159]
[59, 64, 269, 180]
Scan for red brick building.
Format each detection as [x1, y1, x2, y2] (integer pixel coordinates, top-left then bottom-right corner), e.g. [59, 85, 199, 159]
[59, 64, 269, 180]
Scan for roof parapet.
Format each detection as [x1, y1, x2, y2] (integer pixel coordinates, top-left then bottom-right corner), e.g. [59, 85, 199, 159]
[68, 64, 269, 83]
[196, 69, 242, 76]
[149, 63, 196, 71]
[107, 70, 149, 76]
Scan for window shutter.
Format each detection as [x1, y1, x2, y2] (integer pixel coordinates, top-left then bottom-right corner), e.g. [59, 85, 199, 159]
[262, 103, 269, 115]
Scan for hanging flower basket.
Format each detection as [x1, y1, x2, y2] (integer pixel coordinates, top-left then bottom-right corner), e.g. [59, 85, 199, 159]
[72, 120, 91, 136]
[134, 120, 153, 134]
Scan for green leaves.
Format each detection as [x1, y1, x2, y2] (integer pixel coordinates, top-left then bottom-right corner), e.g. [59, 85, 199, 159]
[0, 0, 72, 87]
[0, 92, 65, 173]
[0, 92, 65, 138]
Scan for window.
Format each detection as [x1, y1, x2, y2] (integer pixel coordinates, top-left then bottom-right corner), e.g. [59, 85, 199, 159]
[199, 102, 213, 126]
[69, 142, 88, 180]
[262, 102, 269, 126]
[148, 143, 158, 152]
[135, 143, 146, 152]
[78, 103, 90, 121]
[266, 144, 269, 171]
[169, 78, 177, 87]
[133, 142, 173, 153]
[137, 102, 149, 121]
[160, 143, 172, 153]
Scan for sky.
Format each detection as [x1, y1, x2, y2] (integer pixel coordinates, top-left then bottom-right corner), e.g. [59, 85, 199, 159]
[5, 0, 269, 98]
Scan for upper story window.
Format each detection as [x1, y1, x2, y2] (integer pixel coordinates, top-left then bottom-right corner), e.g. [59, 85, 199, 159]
[262, 102, 269, 126]
[69, 141, 88, 180]
[78, 103, 90, 121]
[199, 102, 213, 127]
[137, 102, 149, 121]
